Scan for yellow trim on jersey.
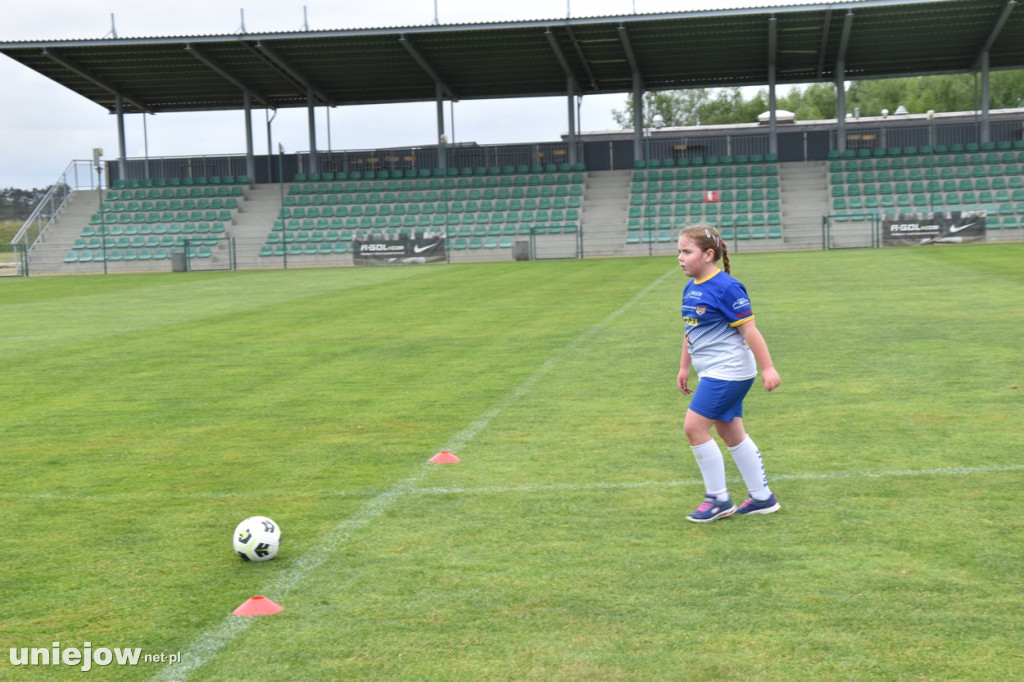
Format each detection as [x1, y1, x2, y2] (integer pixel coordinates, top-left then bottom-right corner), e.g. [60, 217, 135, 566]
[730, 316, 754, 327]
[694, 268, 720, 285]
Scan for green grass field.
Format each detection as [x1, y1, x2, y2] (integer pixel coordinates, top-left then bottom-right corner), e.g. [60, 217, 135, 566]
[2, 245, 1022, 681]
[1, 221, 22, 269]
[0, 220, 19, 243]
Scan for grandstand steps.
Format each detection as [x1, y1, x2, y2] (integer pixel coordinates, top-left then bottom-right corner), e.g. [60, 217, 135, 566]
[23, 189, 103, 274]
[581, 170, 653, 258]
[232, 184, 296, 269]
[35, 186, 253, 274]
[778, 161, 829, 249]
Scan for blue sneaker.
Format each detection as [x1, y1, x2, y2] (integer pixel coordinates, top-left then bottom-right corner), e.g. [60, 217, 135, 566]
[686, 495, 736, 523]
[735, 494, 781, 516]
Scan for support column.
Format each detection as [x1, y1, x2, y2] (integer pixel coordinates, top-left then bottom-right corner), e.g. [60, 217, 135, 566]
[632, 72, 643, 162]
[979, 51, 991, 144]
[835, 63, 846, 154]
[115, 95, 127, 180]
[306, 87, 318, 175]
[566, 76, 577, 167]
[768, 64, 778, 156]
[436, 82, 446, 171]
[243, 90, 255, 184]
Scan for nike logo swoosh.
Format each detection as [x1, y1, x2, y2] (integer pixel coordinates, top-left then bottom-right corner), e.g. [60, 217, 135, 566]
[948, 222, 977, 234]
[413, 242, 440, 253]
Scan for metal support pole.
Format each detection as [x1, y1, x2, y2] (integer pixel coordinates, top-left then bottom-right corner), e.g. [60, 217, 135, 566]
[142, 114, 150, 180]
[243, 91, 256, 184]
[436, 83, 446, 171]
[306, 88, 318, 175]
[566, 76, 577, 167]
[266, 109, 276, 183]
[279, 144, 287, 269]
[979, 51, 991, 144]
[576, 96, 583, 167]
[632, 73, 643, 163]
[835, 63, 846, 154]
[768, 64, 778, 156]
[115, 95, 127, 182]
[92, 147, 107, 275]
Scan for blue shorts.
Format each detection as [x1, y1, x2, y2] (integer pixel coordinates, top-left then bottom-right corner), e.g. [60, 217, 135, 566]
[688, 377, 755, 422]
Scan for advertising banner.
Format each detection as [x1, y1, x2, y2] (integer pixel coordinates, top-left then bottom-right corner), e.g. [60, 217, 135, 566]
[882, 212, 986, 246]
[352, 234, 447, 265]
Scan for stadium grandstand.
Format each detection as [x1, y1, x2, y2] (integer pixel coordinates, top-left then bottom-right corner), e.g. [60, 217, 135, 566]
[2, 0, 1023, 275]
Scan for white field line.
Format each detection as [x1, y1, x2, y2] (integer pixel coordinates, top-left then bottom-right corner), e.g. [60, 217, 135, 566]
[146, 462, 1024, 682]
[12, 463, 1024, 505]
[412, 463, 1024, 497]
[149, 267, 677, 682]
[149, 462, 434, 682]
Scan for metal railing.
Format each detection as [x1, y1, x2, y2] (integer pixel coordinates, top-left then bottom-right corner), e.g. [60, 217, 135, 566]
[831, 119, 1024, 154]
[106, 143, 586, 187]
[311, 141, 583, 179]
[115, 154, 252, 186]
[10, 160, 99, 250]
[647, 134, 772, 162]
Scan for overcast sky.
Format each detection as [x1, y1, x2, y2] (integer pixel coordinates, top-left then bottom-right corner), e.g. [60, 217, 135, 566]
[0, 0, 809, 189]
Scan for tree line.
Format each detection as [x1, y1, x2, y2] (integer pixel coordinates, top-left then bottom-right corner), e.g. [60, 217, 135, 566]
[612, 71, 1024, 128]
[0, 187, 50, 221]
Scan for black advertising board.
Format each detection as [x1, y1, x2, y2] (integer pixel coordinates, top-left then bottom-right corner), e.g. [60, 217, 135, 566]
[352, 235, 446, 265]
[882, 212, 986, 246]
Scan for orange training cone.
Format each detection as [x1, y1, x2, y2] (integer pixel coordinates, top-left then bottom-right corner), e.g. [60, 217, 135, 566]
[233, 595, 284, 617]
[429, 451, 460, 463]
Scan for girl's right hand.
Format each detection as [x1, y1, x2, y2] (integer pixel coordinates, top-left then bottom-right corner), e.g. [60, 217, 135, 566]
[677, 368, 692, 395]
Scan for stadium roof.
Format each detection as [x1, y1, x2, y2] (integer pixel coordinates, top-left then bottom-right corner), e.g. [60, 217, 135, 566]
[0, 0, 1021, 115]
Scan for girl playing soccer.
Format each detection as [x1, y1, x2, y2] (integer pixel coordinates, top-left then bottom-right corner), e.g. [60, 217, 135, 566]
[676, 225, 781, 523]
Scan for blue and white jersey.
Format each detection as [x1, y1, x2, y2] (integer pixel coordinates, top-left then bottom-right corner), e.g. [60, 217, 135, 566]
[681, 269, 757, 381]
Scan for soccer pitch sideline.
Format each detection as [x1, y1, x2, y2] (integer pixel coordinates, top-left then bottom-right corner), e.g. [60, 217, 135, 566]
[1, 244, 1021, 681]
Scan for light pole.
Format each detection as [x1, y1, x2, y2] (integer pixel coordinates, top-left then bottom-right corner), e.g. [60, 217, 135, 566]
[645, 111, 665, 161]
[644, 114, 664, 255]
[266, 109, 277, 183]
[93, 147, 108, 275]
[278, 143, 287, 270]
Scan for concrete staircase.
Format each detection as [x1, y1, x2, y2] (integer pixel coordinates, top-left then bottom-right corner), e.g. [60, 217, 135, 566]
[24, 190, 105, 275]
[232, 184, 289, 269]
[579, 170, 629, 257]
[777, 161, 828, 250]
[579, 170, 671, 258]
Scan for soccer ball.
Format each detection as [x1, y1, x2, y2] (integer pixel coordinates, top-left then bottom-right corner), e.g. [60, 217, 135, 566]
[233, 516, 281, 562]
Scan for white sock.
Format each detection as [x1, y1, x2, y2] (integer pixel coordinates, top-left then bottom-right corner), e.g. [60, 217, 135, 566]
[690, 440, 728, 500]
[728, 436, 771, 500]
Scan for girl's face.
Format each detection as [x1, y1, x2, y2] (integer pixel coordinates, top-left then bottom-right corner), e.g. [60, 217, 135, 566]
[677, 235, 714, 279]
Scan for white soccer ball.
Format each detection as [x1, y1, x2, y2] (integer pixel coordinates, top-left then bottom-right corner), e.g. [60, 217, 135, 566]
[233, 516, 281, 562]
